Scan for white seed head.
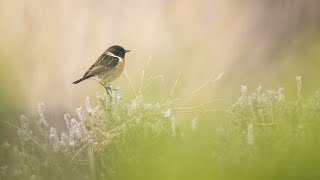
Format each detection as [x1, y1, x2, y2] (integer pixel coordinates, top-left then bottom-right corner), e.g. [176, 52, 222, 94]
[20, 115, 29, 130]
[86, 96, 93, 113]
[247, 123, 254, 145]
[296, 76, 302, 98]
[241, 85, 247, 95]
[64, 113, 72, 129]
[277, 88, 285, 102]
[192, 118, 198, 131]
[76, 107, 86, 122]
[60, 133, 70, 146]
[165, 109, 172, 118]
[49, 127, 57, 139]
[38, 102, 46, 119]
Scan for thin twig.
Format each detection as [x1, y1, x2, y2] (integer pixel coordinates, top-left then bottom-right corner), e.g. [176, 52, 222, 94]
[124, 70, 137, 96]
[173, 106, 228, 114]
[147, 56, 152, 67]
[165, 73, 223, 106]
[173, 98, 224, 111]
[68, 143, 89, 167]
[142, 75, 164, 91]
[169, 72, 181, 99]
[139, 70, 145, 92]
[96, 132, 120, 151]
[0, 120, 46, 152]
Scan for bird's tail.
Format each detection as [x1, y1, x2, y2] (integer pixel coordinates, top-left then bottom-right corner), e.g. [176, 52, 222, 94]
[72, 75, 93, 84]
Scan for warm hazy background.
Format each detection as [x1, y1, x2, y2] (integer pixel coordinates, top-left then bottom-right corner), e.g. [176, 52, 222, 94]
[1, 0, 320, 130]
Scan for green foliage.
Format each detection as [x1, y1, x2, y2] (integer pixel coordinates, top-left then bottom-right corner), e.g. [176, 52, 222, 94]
[2, 78, 320, 180]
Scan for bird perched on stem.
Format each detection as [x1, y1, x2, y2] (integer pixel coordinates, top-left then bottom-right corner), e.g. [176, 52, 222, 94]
[73, 45, 130, 100]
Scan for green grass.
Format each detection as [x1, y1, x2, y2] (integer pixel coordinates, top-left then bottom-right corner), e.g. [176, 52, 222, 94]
[1, 76, 320, 180]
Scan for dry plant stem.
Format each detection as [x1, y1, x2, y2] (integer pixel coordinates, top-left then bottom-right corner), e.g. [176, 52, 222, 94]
[147, 56, 152, 67]
[88, 146, 97, 180]
[165, 73, 224, 107]
[0, 120, 46, 152]
[169, 71, 181, 99]
[124, 70, 137, 97]
[95, 118, 137, 152]
[96, 132, 119, 151]
[68, 143, 89, 167]
[141, 75, 164, 92]
[125, 57, 166, 96]
[139, 57, 165, 92]
[173, 98, 224, 112]
[172, 107, 228, 114]
[139, 70, 145, 92]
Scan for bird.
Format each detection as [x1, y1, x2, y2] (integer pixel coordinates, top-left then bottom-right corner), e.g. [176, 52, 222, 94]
[73, 45, 130, 93]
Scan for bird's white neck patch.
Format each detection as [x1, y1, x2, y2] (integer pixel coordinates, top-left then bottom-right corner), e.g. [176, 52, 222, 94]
[107, 51, 123, 62]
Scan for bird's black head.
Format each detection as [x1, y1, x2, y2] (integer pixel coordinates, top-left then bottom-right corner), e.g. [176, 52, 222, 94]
[107, 45, 130, 58]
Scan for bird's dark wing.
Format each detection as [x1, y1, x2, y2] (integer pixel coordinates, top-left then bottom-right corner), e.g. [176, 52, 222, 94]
[82, 52, 119, 78]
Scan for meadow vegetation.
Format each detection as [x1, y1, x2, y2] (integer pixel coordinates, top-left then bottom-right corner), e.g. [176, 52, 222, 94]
[1, 76, 320, 180]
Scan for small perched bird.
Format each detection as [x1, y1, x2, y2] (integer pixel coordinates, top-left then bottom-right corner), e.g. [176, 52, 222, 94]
[73, 45, 130, 92]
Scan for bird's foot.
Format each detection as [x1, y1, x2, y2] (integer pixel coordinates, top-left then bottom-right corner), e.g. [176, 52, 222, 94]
[105, 87, 113, 104]
[99, 83, 113, 104]
[107, 84, 119, 92]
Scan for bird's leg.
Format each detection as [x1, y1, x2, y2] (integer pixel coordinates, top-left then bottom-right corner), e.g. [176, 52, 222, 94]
[107, 84, 118, 92]
[106, 88, 112, 103]
[99, 82, 113, 104]
[99, 83, 114, 120]
[106, 85, 113, 104]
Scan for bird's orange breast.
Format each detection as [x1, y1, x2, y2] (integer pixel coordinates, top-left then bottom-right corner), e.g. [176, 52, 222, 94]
[98, 58, 125, 85]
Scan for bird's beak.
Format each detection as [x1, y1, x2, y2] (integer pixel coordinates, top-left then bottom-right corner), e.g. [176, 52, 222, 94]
[125, 50, 131, 53]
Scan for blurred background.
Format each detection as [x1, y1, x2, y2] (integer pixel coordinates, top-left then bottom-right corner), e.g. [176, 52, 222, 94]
[1, 0, 320, 133]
